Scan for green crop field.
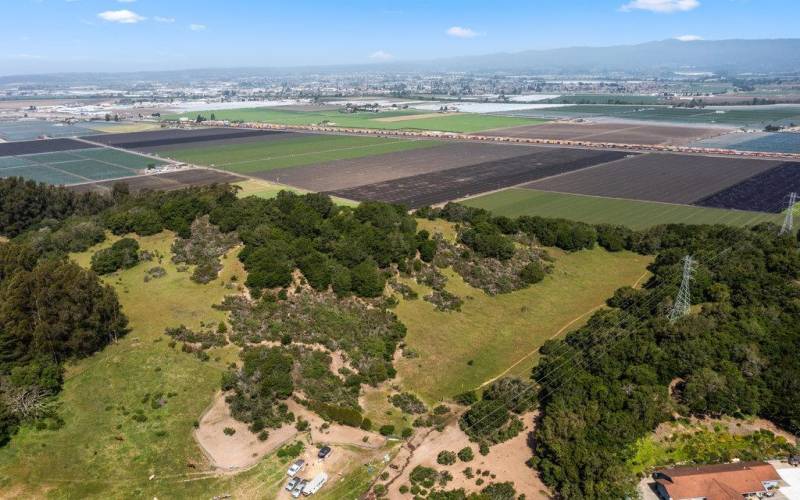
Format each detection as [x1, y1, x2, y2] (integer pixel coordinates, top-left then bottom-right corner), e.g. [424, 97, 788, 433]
[0, 232, 382, 498]
[167, 107, 546, 133]
[162, 134, 442, 174]
[463, 189, 782, 230]
[394, 235, 652, 403]
[501, 104, 800, 127]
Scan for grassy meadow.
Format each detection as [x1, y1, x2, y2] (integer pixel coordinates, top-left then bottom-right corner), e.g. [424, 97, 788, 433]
[168, 107, 546, 133]
[162, 134, 441, 174]
[463, 188, 782, 230]
[394, 244, 652, 403]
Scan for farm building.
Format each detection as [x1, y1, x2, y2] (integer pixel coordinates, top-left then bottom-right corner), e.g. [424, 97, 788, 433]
[653, 461, 782, 500]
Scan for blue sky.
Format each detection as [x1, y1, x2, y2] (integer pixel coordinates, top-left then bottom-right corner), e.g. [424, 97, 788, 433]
[1, 0, 798, 75]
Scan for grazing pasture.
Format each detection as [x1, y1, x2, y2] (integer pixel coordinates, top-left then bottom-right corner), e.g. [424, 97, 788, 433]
[526, 153, 780, 205]
[257, 141, 535, 192]
[463, 188, 781, 229]
[161, 134, 441, 174]
[480, 121, 724, 145]
[395, 245, 651, 402]
[0, 147, 166, 185]
[330, 147, 631, 208]
[168, 107, 546, 133]
[696, 162, 800, 212]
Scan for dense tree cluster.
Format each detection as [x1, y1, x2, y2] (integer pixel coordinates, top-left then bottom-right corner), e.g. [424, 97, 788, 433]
[90, 238, 141, 275]
[0, 177, 112, 238]
[459, 377, 536, 445]
[171, 215, 239, 283]
[532, 223, 800, 498]
[0, 241, 128, 445]
[207, 193, 427, 297]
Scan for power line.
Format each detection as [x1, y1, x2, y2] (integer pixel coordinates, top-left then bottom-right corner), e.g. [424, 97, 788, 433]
[780, 192, 797, 236]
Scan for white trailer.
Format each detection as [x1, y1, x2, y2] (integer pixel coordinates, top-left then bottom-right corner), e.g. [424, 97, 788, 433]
[302, 472, 328, 496]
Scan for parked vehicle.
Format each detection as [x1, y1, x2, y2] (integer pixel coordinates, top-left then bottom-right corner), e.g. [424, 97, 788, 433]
[287, 459, 305, 477]
[302, 473, 328, 496]
[291, 480, 307, 498]
[317, 446, 332, 459]
[285, 477, 300, 492]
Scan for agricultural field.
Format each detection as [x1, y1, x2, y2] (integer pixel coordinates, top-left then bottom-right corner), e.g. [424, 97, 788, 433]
[697, 162, 800, 212]
[526, 153, 783, 205]
[83, 127, 289, 151]
[160, 133, 442, 174]
[167, 107, 546, 133]
[394, 243, 652, 402]
[693, 131, 800, 154]
[232, 178, 358, 206]
[67, 168, 243, 194]
[330, 147, 630, 208]
[500, 104, 800, 127]
[0, 137, 92, 156]
[480, 121, 725, 145]
[0, 120, 99, 142]
[257, 142, 536, 192]
[0, 146, 167, 185]
[463, 188, 782, 229]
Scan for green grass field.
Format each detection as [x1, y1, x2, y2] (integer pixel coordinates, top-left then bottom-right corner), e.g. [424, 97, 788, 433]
[463, 189, 782, 230]
[162, 134, 442, 174]
[168, 107, 546, 133]
[233, 178, 358, 206]
[394, 243, 651, 403]
[0, 231, 389, 498]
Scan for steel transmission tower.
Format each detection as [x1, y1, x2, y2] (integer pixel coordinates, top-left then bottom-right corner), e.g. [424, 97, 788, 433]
[780, 192, 797, 235]
[669, 255, 696, 322]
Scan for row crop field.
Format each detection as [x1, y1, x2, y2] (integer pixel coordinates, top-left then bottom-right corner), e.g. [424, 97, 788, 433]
[0, 147, 166, 185]
[480, 121, 724, 145]
[83, 127, 288, 151]
[68, 168, 243, 194]
[463, 188, 782, 229]
[166, 107, 546, 133]
[330, 147, 630, 208]
[499, 104, 800, 127]
[160, 133, 443, 174]
[526, 153, 781, 205]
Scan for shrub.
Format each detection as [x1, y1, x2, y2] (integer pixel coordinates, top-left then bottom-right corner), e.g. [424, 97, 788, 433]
[91, 238, 140, 275]
[401, 427, 413, 438]
[223, 427, 236, 436]
[458, 447, 474, 462]
[390, 392, 427, 414]
[437, 450, 457, 465]
[379, 424, 395, 436]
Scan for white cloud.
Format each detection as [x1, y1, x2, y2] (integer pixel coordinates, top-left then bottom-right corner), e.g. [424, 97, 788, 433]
[369, 50, 393, 61]
[97, 9, 145, 23]
[446, 26, 478, 38]
[675, 34, 703, 41]
[154, 16, 175, 23]
[117, 0, 136, 3]
[189, 23, 206, 31]
[8, 54, 45, 60]
[620, 0, 699, 13]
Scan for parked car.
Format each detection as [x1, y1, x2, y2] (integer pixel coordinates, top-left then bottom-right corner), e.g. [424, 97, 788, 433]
[318, 446, 332, 459]
[285, 477, 300, 492]
[291, 479, 307, 498]
[287, 459, 305, 477]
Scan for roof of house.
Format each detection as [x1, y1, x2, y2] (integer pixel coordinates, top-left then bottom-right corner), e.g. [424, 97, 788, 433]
[654, 461, 781, 500]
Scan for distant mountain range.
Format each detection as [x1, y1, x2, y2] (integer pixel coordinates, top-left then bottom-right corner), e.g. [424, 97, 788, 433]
[2, 39, 799, 83]
[420, 39, 800, 75]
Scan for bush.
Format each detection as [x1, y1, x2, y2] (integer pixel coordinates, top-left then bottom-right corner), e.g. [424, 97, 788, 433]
[390, 392, 427, 414]
[401, 427, 413, 438]
[481, 481, 517, 500]
[90, 238, 140, 275]
[519, 261, 545, 285]
[276, 441, 304, 459]
[379, 424, 395, 436]
[458, 447, 474, 462]
[350, 259, 386, 297]
[437, 450, 457, 465]
[223, 427, 236, 436]
[360, 418, 372, 431]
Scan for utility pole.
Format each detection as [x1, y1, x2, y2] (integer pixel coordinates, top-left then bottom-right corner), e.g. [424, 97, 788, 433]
[669, 255, 696, 322]
[780, 192, 797, 236]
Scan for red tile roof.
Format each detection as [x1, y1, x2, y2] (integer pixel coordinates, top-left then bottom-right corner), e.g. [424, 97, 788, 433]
[655, 461, 781, 500]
